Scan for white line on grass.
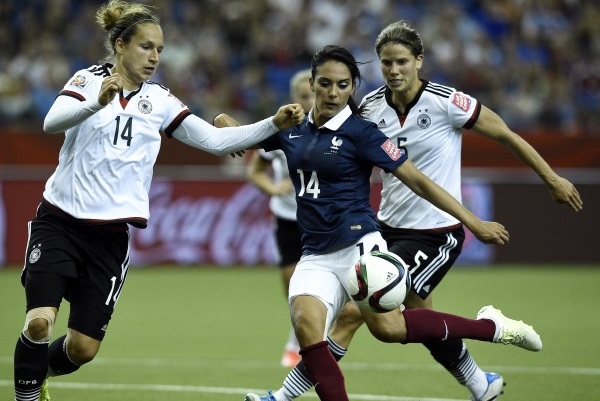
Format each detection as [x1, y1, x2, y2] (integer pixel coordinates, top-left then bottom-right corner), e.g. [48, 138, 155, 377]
[0, 380, 464, 401]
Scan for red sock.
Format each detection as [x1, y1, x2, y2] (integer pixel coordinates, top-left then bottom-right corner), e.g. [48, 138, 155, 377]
[403, 309, 495, 343]
[300, 341, 349, 401]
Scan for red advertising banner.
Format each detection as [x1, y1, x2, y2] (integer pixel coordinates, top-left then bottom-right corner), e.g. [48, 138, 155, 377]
[130, 180, 276, 266]
[0, 179, 492, 267]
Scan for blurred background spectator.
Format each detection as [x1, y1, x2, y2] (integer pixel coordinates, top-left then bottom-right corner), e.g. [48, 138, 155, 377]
[1, 0, 598, 135]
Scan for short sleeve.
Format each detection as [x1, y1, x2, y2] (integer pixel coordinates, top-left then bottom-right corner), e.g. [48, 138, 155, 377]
[446, 91, 481, 129]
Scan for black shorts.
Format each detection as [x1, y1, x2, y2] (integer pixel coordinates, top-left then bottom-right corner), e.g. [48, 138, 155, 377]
[381, 224, 465, 299]
[21, 202, 130, 341]
[274, 217, 302, 267]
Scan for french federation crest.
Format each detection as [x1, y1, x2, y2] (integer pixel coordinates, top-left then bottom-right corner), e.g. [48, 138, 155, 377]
[28, 244, 42, 264]
[331, 136, 343, 150]
[138, 99, 152, 114]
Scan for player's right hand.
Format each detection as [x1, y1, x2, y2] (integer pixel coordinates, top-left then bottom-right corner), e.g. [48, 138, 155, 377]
[472, 221, 510, 245]
[98, 73, 123, 106]
[549, 176, 583, 212]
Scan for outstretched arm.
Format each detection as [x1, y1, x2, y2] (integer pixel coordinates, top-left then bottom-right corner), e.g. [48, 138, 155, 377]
[392, 160, 510, 245]
[172, 104, 304, 156]
[473, 106, 583, 212]
[213, 114, 246, 157]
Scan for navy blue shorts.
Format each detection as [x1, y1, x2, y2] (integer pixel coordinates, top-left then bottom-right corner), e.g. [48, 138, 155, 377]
[381, 224, 465, 299]
[22, 202, 130, 340]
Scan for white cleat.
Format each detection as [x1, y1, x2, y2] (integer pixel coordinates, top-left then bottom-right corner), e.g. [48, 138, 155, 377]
[477, 305, 542, 351]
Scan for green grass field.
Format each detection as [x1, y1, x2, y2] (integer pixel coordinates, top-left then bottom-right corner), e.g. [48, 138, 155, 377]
[1, 264, 599, 401]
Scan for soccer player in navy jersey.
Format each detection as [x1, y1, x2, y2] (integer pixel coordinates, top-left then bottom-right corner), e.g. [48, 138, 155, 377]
[236, 44, 543, 401]
[11, 1, 305, 400]
[247, 69, 315, 368]
[246, 22, 582, 401]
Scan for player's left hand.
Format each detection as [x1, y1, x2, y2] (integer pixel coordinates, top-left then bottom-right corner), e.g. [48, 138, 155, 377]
[549, 176, 583, 212]
[471, 221, 510, 245]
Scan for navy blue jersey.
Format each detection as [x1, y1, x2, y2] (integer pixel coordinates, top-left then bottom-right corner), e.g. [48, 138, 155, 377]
[261, 106, 407, 254]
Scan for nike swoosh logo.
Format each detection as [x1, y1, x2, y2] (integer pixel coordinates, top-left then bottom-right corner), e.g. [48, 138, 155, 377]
[289, 133, 303, 139]
[442, 320, 449, 341]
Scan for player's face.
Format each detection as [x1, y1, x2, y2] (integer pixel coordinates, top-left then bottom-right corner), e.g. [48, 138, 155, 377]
[117, 23, 164, 89]
[292, 79, 315, 114]
[310, 60, 355, 126]
[378, 42, 423, 96]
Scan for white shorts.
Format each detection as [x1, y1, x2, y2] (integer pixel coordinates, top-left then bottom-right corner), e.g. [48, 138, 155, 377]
[288, 231, 388, 337]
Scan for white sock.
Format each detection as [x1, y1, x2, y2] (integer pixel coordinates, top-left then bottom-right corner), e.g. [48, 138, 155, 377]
[466, 368, 488, 399]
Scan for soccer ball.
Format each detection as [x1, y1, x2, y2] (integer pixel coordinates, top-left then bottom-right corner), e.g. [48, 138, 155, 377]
[348, 250, 411, 313]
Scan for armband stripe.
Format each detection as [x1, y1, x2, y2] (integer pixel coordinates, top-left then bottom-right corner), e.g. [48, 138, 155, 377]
[58, 90, 86, 102]
[164, 109, 192, 137]
[463, 102, 481, 129]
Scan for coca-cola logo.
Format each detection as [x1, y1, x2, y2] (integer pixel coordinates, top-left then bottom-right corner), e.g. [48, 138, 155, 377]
[129, 180, 278, 266]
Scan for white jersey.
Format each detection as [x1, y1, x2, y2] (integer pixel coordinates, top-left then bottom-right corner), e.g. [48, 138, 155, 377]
[43, 64, 190, 228]
[361, 81, 481, 230]
[257, 149, 297, 221]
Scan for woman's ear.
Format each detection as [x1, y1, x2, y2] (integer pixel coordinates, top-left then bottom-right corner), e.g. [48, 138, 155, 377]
[114, 38, 125, 55]
[416, 54, 424, 70]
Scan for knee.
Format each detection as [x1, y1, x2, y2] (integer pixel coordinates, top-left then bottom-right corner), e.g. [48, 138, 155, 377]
[290, 296, 328, 346]
[24, 307, 56, 342]
[27, 318, 51, 341]
[291, 310, 320, 341]
[66, 336, 101, 365]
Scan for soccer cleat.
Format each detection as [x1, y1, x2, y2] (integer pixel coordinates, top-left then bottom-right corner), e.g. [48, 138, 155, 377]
[244, 390, 276, 401]
[477, 305, 542, 351]
[471, 372, 505, 401]
[39, 380, 51, 401]
[280, 349, 301, 368]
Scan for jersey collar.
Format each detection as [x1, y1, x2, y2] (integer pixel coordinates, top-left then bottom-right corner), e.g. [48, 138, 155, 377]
[308, 105, 352, 131]
[385, 79, 428, 116]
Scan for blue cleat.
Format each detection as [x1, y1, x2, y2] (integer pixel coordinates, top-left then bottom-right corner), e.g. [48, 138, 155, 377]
[244, 389, 276, 401]
[471, 372, 505, 401]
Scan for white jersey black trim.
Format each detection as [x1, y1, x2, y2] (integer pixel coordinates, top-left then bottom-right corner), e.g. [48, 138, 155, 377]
[360, 79, 481, 230]
[43, 63, 191, 228]
[424, 82, 454, 98]
[87, 64, 111, 77]
[362, 86, 386, 106]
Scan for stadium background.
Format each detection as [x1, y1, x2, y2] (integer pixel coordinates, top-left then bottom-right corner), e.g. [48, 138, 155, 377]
[0, 0, 599, 266]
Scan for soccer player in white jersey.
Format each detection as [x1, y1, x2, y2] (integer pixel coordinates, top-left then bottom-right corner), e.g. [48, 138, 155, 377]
[245, 21, 582, 401]
[237, 44, 545, 401]
[11, 1, 305, 401]
[247, 69, 315, 368]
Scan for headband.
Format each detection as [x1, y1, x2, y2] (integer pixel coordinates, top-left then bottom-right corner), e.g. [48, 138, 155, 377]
[116, 18, 156, 41]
